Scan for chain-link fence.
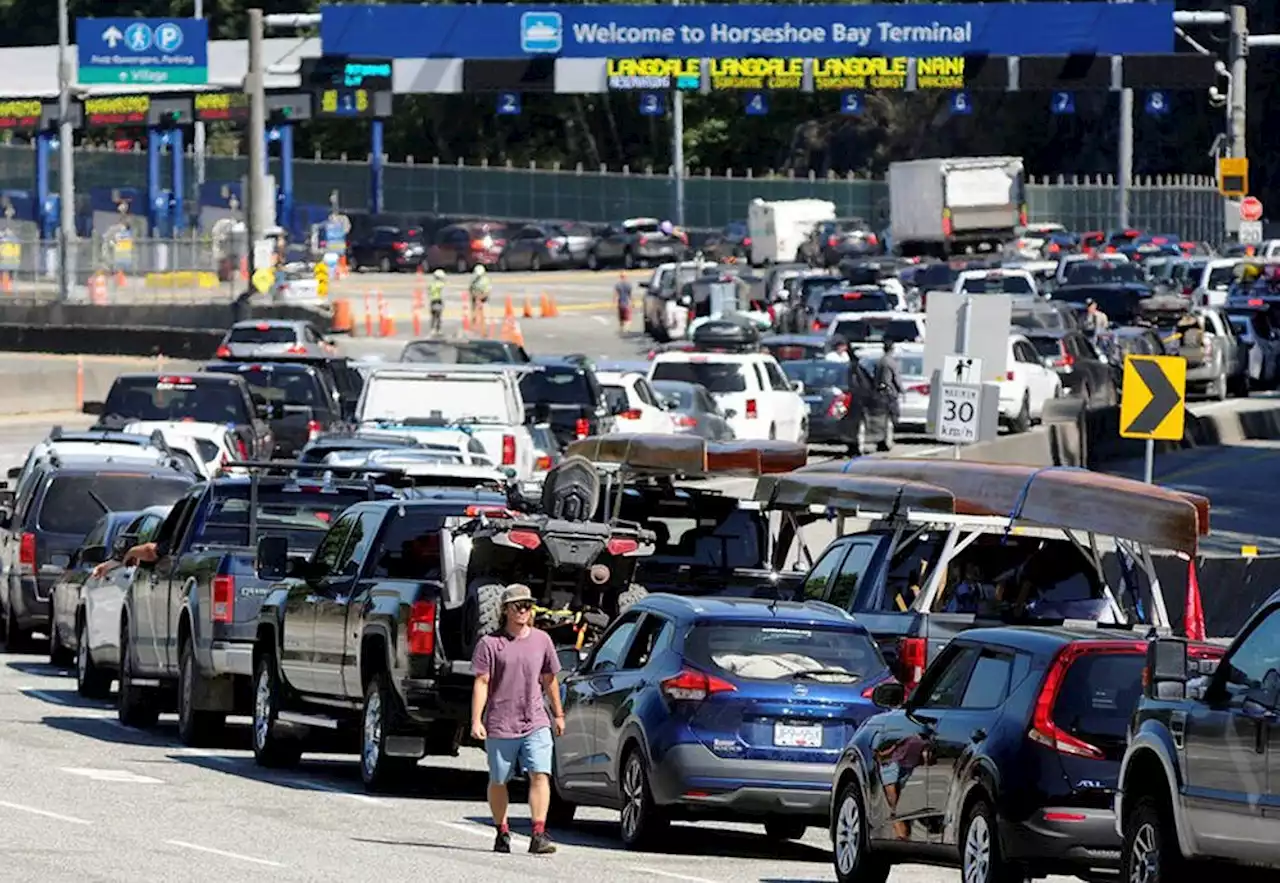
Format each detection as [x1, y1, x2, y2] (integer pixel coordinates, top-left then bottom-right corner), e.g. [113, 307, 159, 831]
[0, 143, 1225, 242]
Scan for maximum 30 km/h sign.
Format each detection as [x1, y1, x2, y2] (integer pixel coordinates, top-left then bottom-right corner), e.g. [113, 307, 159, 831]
[1120, 354, 1186, 440]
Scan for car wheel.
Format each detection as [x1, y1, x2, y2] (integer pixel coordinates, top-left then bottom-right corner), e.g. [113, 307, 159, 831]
[469, 582, 505, 650]
[48, 603, 72, 667]
[4, 600, 32, 653]
[252, 652, 302, 768]
[75, 615, 111, 699]
[961, 797, 1023, 883]
[587, 251, 600, 271]
[117, 622, 159, 728]
[531, 254, 542, 272]
[1122, 794, 1185, 883]
[361, 670, 416, 792]
[618, 748, 668, 849]
[455, 255, 468, 274]
[379, 255, 392, 273]
[177, 638, 225, 747]
[1228, 373, 1249, 398]
[498, 254, 509, 272]
[1010, 394, 1032, 434]
[764, 818, 806, 840]
[832, 780, 890, 883]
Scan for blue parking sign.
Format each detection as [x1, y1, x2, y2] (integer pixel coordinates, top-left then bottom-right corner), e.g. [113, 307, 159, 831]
[744, 92, 768, 116]
[497, 92, 521, 116]
[841, 92, 864, 115]
[950, 91, 972, 115]
[1145, 91, 1169, 116]
[1051, 91, 1075, 115]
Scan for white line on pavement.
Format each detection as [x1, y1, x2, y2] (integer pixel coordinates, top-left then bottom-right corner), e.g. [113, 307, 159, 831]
[592, 315, 608, 325]
[436, 819, 501, 839]
[627, 868, 722, 883]
[281, 777, 386, 805]
[0, 800, 90, 825]
[164, 840, 286, 868]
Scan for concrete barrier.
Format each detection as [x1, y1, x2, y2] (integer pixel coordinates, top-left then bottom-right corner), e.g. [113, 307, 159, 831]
[0, 325, 223, 360]
[0, 302, 333, 335]
[0, 355, 202, 415]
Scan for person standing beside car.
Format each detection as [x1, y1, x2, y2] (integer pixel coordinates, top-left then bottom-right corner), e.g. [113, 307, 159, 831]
[471, 583, 564, 856]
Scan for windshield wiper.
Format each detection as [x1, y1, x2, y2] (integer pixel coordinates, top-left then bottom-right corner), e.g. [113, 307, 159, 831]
[87, 490, 111, 514]
[790, 668, 859, 681]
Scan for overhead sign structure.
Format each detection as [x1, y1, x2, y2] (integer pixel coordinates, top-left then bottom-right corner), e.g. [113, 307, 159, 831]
[194, 91, 250, 123]
[320, 3, 1176, 60]
[301, 56, 394, 91]
[0, 100, 47, 131]
[76, 18, 209, 85]
[82, 94, 150, 127]
[1119, 355, 1185, 441]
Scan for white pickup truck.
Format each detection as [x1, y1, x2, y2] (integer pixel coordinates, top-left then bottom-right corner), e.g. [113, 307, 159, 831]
[354, 365, 538, 480]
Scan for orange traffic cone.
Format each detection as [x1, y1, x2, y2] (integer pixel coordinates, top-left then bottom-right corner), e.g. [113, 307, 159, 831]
[1, 273, 12, 294]
[413, 287, 424, 310]
[539, 293, 551, 318]
[412, 305, 422, 337]
[376, 292, 387, 338]
[546, 294, 559, 317]
[332, 298, 354, 333]
[89, 272, 109, 304]
[501, 316, 524, 347]
[363, 293, 373, 337]
[338, 255, 350, 279]
[114, 269, 126, 287]
[522, 296, 533, 318]
[461, 294, 471, 333]
[504, 294, 515, 320]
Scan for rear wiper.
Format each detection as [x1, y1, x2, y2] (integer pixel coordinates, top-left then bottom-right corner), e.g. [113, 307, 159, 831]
[790, 668, 859, 681]
[87, 490, 111, 514]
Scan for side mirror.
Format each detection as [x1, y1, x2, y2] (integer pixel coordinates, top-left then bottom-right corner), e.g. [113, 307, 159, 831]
[637, 281, 649, 290]
[871, 680, 906, 709]
[80, 545, 107, 566]
[791, 380, 805, 393]
[111, 533, 134, 559]
[723, 408, 738, 419]
[255, 534, 290, 581]
[1146, 637, 1189, 700]
[82, 401, 104, 416]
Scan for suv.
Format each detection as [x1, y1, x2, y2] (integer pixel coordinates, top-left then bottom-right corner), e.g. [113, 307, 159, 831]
[520, 358, 615, 448]
[203, 360, 346, 457]
[0, 458, 195, 650]
[649, 350, 808, 443]
[1116, 602, 1277, 881]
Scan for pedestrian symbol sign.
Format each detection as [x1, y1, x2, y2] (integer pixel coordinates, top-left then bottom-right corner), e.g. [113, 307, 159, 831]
[1119, 355, 1185, 440]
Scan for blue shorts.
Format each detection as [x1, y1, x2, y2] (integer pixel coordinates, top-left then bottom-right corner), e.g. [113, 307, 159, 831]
[486, 727, 553, 785]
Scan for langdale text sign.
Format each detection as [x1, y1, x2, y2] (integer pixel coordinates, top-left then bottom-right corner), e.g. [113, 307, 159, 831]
[605, 55, 968, 90]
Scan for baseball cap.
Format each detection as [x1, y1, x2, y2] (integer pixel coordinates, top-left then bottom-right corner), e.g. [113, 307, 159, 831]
[501, 584, 534, 606]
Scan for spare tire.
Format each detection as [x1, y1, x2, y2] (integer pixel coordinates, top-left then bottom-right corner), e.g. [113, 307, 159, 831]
[542, 455, 601, 521]
[617, 583, 649, 614]
[470, 581, 506, 644]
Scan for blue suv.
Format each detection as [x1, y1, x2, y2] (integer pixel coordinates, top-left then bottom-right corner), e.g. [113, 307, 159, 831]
[549, 594, 893, 848]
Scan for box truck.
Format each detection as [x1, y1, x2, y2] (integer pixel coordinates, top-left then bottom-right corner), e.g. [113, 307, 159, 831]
[889, 157, 1026, 258]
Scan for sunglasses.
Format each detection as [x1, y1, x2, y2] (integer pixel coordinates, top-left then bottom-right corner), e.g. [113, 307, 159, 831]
[509, 601, 534, 612]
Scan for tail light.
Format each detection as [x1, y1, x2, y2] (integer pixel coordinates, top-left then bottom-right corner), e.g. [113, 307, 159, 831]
[574, 418, 590, 439]
[767, 305, 776, 324]
[1048, 243, 1061, 254]
[407, 600, 436, 656]
[827, 236, 839, 247]
[1019, 206, 1029, 226]
[470, 239, 485, 251]
[1202, 337, 1213, 357]
[941, 211, 953, 237]
[18, 532, 35, 572]
[1029, 640, 1145, 759]
[1005, 370, 1015, 381]
[1052, 354, 1075, 368]
[534, 454, 553, 471]
[908, 383, 930, 395]
[812, 320, 823, 332]
[393, 241, 407, 251]
[285, 345, 307, 354]
[215, 345, 231, 358]
[256, 323, 270, 331]
[620, 408, 642, 420]
[745, 399, 758, 419]
[501, 434, 516, 466]
[465, 505, 513, 518]
[867, 233, 878, 246]
[661, 669, 737, 701]
[306, 420, 322, 441]
[606, 537, 639, 555]
[212, 575, 235, 623]
[897, 637, 927, 690]
[742, 236, 752, 246]
[673, 415, 698, 429]
[1247, 298, 1264, 306]
[545, 239, 557, 250]
[235, 436, 249, 459]
[506, 529, 542, 550]
[828, 393, 852, 418]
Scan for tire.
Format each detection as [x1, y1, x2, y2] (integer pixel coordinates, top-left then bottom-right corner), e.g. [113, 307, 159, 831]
[831, 779, 890, 883]
[1228, 373, 1249, 398]
[75, 615, 112, 698]
[531, 254, 542, 272]
[548, 773, 577, 828]
[472, 582, 505, 641]
[960, 797, 1024, 883]
[455, 255, 468, 274]
[617, 583, 649, 614]
[4, 601, 32, 653]
[587, 251, 600, 271]
[252, 652, 302, 768]
[1010, 394, 1032, 434]
[48, 603, 72, 667]
[764, 818, 806, 840]
[117, 622, 159, 728]
[1121, 793, 1185, 883]
[618, 748, 668, 849]
[497, 254, 509, 272]
[379, 256, 392, 273]
[177, 639, 225, 747]
[360, 671, 417, 792]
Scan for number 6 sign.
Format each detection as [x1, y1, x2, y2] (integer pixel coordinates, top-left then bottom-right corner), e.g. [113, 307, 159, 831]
[950, 91, 972, 115]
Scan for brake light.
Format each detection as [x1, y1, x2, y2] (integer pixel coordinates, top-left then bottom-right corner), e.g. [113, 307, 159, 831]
[215, 345, 230, 358]
[673, 415, 698, 429]
[745, 399, 758, 419]
[867, 233, 878, 246]
[256, 323, 270, 331]
[828, 393, 852, 418]
[501, 434, 516, 466]
[235, 436, 249, 459]
[908, 383, 930, 395]
[158, 376, 193, 384]
[812, 320, 824, 331]
[465, 505, 512, 517]
[285, 345, 307, 354]
[506, 529, 542, 550]
[661, 669, 737, 701]
[407, 600, 436, 656]
[545, 239, 556, 250]
[393, 241, 407, 251]
[1006, 370, 1015, 381]
[1053, 354, 1074, 368]
[1248, 298, 1264, 306]
[827, 236, 838, 247]
[306, 420, 322, 441]
[212, 575, 234, 624]
[1043, 812, 1088, 823]
[742, 237, 751, 246]
[606, 537, 639, 555]
[574, 418, 590, 439]
[842, 292, 863, 299]
[1029, 640, 1145, 759]
[897, 637, 926, 690]
[534, 454, 553, 471]
[620, 408, 642, 420]
[470, 239, 485, 250]
[18, 532, 35, 571]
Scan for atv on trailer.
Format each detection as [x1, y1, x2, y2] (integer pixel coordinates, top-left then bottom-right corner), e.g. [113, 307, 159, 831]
[456, 455, 656, 654]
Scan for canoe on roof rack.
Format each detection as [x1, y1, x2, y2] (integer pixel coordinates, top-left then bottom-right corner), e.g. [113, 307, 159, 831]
[755, 472, 957, 515]
[564, 433, 808, 478]
[799, 459, 1209, 554]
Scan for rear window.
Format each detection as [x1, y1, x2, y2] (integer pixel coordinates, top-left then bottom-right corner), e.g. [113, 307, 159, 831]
[193, 439, 220, 462]
[781, 361, 848, 389]
[1028, 337, 1063, 357]
[400, 341, 517, 364]
[623, 497, 764, 571]
[601, 385, 629, 412]
[960, 274, 1034, 295]
[228, 325, 296, 345]
[38, 474, 193, 535]
[684, 624, 885, 683]
[916, 263, 959, 290]
[762, 342, 824, 361]
[832, 318, 921, 344]
[103, 377, 250, 425]
[897, 354, 924, 377]
[193, 488, 378, 551]
[519, 369, 596, 407]
[1051, 288, 1149, 326]
[1206, 266, 1236, 290]
[210, 368, 326, 408]
[818, 292, 890, 314]
[651, 361, 747, 394]
[1052, 650, 1146, 752]
[1064, 263, 1144, 285]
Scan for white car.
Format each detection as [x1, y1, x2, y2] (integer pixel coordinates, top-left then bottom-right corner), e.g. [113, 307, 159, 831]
[648, 351, 807, 443]
[954, 268, 1039, 298]
[1192, 258, 1242, 307]
[1055, 252, 1129, 285]
[123, 421, 242, 479]
[998, 334, 1064, 432]
[828, 311, 926, 358]
[595, 371, 676, 434]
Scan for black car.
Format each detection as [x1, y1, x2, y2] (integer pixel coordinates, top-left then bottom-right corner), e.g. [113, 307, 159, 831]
[831, 627, 1165, 883]
[348, 225, 426, 273]
[1049, 283, 1155, 328]
[587, 218, 687, 270]
[781, 358, 884, 453]
[203, 361, 346, 458]
[760, 333, 834, 362]
[800, 218, 880, 267]
[1022, 328, 1117, 405]
[0, 459, 195, 651]
[400, 337, 531, 364]
[213, 354, 365, 423]
[520, 359, 616, 447]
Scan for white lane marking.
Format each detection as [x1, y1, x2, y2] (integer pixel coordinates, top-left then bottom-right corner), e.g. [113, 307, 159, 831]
[280, 777, 385, 805]
[0, 800, 90, 825]
[435, 819, 529, 842]
[60, 767, 164, 784]
[591, 315, 608, 325]
[164, 839, 285, 868]
[628, 868, 722, 883]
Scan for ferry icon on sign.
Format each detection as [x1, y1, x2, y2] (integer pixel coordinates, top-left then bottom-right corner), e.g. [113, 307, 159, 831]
[521, 12, 563, 53]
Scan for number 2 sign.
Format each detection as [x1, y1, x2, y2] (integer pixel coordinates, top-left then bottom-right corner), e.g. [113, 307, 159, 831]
[497, 92, 521, 116]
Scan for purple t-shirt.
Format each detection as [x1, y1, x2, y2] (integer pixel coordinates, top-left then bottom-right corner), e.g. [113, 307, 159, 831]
[472, 628, 561, 739]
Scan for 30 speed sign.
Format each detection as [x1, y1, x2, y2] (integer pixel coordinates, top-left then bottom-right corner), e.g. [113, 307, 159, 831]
[937, 383, 980, 444]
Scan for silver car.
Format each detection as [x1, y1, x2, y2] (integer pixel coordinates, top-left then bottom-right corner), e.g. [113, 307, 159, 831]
[216, 319, 337, 359]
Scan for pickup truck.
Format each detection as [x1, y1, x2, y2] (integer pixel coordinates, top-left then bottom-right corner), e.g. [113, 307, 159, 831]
[1116, 598, 1278, 881]
[116, 463, 400, 746]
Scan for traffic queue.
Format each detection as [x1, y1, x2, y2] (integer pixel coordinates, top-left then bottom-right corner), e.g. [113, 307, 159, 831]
[0, 256, 1275, 883]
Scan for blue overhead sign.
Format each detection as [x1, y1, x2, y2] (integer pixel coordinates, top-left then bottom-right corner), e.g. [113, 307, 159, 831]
[76, 18, 209, 86]
[321, 3, 1175, 60]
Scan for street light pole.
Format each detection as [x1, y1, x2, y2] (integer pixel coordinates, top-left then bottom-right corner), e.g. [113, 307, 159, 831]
[246, 8, 267, 278]
[1229, 4, 1248, 161]
[56, 0, 75, 302]
[194, 0, 206, 188]
[671, 0, 685, 228]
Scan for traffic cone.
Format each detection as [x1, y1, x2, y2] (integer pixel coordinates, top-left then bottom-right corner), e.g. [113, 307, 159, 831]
[239, 256, 249, 280]
[363, 293, 373, 337]
[501, 316, 524, 347]
[1, 272, 12, 294]
[114, 269, 126, 287]
[413, 287, 424, 310]
[331, 298, 354, 333]
[412, 305, 422, 337]
[539, 293, 552, 318]
[461, 294, 471, 333]
[547, 294, 559, 317]
[523, 296, 533, 318]
[338, 255, 350, 279]
[504, 294, 515, 319]
[376, 292, 387, 338]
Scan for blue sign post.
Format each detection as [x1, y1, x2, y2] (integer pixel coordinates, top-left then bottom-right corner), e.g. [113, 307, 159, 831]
[950, 91, 972, 115]
[497, 92, 522, 115]
[76, 18, 208, 85]
[744, 93, 768, 116]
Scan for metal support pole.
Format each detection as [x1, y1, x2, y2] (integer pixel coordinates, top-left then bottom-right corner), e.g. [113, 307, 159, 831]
[671, 0, 685, 228]
[193, 0, 205, 189]
[369, 120, 384, 215]
[146, 128, 162, 233]
[1229, 5, 1248, 162]
[1143, 438, 1154, 484]
[246, 8, 267, 279]
[171, 127, 185, 236]
[56, 0, 75, 301]
[279, 125, 294, 234]
[1118, 88, 1133, 229]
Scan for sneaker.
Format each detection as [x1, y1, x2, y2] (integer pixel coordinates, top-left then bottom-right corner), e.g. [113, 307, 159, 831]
[493, 830, 512, 853]
[528, 831, 557, 855]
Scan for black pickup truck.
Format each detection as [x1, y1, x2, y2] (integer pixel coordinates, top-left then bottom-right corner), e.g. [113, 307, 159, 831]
[250, 459, 654, 791]
[1116, 599, 1276, 882]
[203, 361, 347, 458]
[116, 463, 400, 745]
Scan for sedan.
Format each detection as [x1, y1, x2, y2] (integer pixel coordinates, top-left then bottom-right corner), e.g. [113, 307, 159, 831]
[651, 380, 734, 440]
[497, 222, 594, 271]
[215, 320, 336, 360]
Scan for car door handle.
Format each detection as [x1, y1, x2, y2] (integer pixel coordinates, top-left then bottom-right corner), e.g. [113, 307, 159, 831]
[970, 728, 987, 743]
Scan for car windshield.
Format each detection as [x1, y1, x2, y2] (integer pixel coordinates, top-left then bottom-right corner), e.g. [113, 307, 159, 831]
[209, 368, 324, 407]
[194, 488, 377, 551]
[800, 276, 844, 302]
[1065, 262, 1144, 284]
[818, 292, 890, 314]
[832, 318, 921, 343]
[228, 325, 296, 344]
[361, 375, 512, 425]
[651, 360, 746, 394]
[38, 474, 193, 535]
[103, 377, 250, 425]
[960, 274, 1034, 295]
[781, 361, 848, 389]
[519, 370, 596, 407]
[916, 263, 960, 290]
[684, 624, 885, 682]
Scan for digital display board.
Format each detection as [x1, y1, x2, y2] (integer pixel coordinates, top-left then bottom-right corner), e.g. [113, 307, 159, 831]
[0, 100, 44, 130]
[194, 91, 249, 122]
[83, 95, 150, 126]
[708, 58, 804, 90]
[1019, 54, 1113, 90]
[302, 56, 393, 91]
[604, 56, 973, 91]
[316, 88, 376, 118]
[606, 59, 701, 90]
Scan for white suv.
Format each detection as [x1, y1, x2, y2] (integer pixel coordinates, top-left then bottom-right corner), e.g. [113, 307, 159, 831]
[1000, 334, 1064, 432]
[595, 370, 675, 434]
[648, 351, 807, 442]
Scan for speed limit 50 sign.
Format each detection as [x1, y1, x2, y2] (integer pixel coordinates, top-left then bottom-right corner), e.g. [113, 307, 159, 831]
[937, 383, 981, 444]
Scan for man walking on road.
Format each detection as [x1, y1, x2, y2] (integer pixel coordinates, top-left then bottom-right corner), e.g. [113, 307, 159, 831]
[469, 265, 491, 331]
[615, 272, 633, 334]
[471, 583, 564, 855]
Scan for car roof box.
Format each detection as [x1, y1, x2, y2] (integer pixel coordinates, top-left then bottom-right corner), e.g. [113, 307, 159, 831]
[692, 319, 759, 353]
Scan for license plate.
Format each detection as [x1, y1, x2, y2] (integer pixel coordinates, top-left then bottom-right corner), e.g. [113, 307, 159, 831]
[774, 722, 823, 748]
